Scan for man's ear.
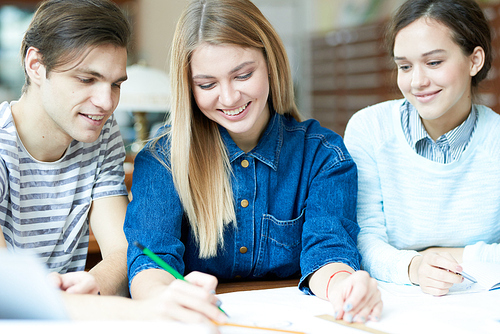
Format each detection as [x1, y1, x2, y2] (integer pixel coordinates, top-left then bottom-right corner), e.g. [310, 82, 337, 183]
[24, 46, 46, 86]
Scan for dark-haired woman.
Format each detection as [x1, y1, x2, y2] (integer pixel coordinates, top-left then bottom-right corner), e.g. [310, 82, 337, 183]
[344, 0, 500, 296]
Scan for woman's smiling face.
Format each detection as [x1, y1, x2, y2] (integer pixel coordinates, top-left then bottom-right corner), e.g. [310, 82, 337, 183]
[394, 18, 483, 139]
[190, 43, 270, 151]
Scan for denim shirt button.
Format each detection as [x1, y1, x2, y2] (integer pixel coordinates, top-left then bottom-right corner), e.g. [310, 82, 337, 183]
[239, 246, 248, 254]
[241, 159, 249, 168]
[240, 199, 249, 208]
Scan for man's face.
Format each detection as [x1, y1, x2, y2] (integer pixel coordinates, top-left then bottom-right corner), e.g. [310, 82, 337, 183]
[38, 44, 128, 143]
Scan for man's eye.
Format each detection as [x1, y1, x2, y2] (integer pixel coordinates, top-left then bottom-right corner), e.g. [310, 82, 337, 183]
[79, 78, 94, 84]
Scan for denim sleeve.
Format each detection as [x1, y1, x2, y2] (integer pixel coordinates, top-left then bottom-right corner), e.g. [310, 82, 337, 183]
[124, 145, 186, 287]
[299, 153, 361, 295]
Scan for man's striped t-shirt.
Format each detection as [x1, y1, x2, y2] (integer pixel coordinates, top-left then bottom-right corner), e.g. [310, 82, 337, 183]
[0, 101, 128, 273]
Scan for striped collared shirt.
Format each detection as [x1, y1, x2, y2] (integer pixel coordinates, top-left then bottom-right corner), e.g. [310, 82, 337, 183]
[400, 101, 477, 164]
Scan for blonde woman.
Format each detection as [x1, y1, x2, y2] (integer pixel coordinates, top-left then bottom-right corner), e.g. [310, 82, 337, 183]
[125, 0, 382, 324]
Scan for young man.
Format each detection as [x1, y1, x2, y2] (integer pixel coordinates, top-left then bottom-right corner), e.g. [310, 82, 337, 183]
[0, 1, 226, 323]
[0, 0, 130, 296]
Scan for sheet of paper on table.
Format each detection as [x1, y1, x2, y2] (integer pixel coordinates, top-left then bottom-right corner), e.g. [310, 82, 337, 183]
[460, 261, 500, 291]
[217, 284, 500, 334]
[378, 261, 500, 296]
[0, 321, 213, 334]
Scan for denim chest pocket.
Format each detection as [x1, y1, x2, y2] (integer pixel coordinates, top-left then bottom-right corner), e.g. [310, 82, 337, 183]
[254, 209, 305, 278]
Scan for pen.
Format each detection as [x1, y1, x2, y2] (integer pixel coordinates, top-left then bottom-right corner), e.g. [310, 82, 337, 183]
[459, 271, 477, 283]
[133, 241, 228, 316]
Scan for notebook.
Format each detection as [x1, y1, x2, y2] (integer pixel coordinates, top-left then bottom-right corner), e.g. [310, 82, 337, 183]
[460, 261, 500, 291]
[0, 250, 69, 320]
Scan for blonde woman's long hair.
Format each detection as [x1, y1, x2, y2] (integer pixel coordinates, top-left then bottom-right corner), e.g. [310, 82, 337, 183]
[152, 0, 301, 258]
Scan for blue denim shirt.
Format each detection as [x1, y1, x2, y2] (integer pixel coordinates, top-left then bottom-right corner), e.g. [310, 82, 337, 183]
[125, 112, 360, 294]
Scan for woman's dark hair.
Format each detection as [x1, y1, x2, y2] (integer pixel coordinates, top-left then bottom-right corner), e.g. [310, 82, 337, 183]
[21, 0, 131, 92]
[386, 0, 491, 88]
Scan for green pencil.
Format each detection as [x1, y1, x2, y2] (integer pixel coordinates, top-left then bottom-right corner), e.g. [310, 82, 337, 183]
[133, 241, 228, 316]
[134, 241, 184, 280]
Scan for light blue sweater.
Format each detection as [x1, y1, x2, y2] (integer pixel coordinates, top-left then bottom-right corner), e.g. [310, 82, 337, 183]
[344, 99, 500, 285]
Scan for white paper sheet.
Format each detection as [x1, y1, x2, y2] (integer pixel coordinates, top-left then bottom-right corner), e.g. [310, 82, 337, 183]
[217, 284, 500, 334]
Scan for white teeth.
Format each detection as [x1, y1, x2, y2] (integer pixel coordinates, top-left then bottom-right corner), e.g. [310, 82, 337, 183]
[86, 115, 104, 121]
[221, 102, 249, 116]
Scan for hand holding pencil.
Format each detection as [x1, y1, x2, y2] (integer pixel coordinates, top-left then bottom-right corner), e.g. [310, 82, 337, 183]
[409, 251, 467, 296]
[131, 241, 228, 324]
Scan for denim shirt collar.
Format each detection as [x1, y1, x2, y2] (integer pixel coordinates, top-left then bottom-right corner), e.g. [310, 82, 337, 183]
[219, 111, 282, 171]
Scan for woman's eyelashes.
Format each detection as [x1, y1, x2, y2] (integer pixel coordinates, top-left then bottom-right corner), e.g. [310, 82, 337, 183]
[427, 60, 443, 67]
[236, 71, 253, 80]
[196, 71, 254, 90]
[396, 60, 444, 72]
[199, 82, 215, 90]
[397, 64, 411, 72]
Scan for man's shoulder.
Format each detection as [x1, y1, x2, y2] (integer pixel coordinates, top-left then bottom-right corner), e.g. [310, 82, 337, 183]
[0, 101, 10, 115]
[81, 115, 122, 148]
[0, 102, 19, 159]
[97, 114, 121, 139]
[0, 101, 16, 133]
[65, 115, 124, 165]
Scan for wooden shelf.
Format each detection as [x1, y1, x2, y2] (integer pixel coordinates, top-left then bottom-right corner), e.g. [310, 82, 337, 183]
[310, 3, 500, 136]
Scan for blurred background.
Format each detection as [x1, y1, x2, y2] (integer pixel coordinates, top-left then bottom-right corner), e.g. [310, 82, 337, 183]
[2, 0, 500, 147]
[3, 0, 500, 267]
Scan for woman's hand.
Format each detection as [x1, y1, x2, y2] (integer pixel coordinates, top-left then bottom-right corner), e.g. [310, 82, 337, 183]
[309, 264, 382, 323]
[136, 271, 228, 324]
[408, 251, 464, 296]
[48, 271, 100, 295]
[327, 270, 382, 323]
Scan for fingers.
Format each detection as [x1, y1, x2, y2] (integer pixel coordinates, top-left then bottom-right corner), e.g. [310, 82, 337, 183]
[185, 271, 219, 293]
[155, 279, 228, 324]
[57, 272, 100, 295]
[328, 274, 350, 320]
[328, 271, 382, 323]
[183, 272, 226, 321]
[343, 272, 381, 323]
[65, 281, 100, 295]
[426, 252, 461, 273]
[369, 299, 383, 322]
[47, 272, 63, 289]
[417, 252, 464, 296]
